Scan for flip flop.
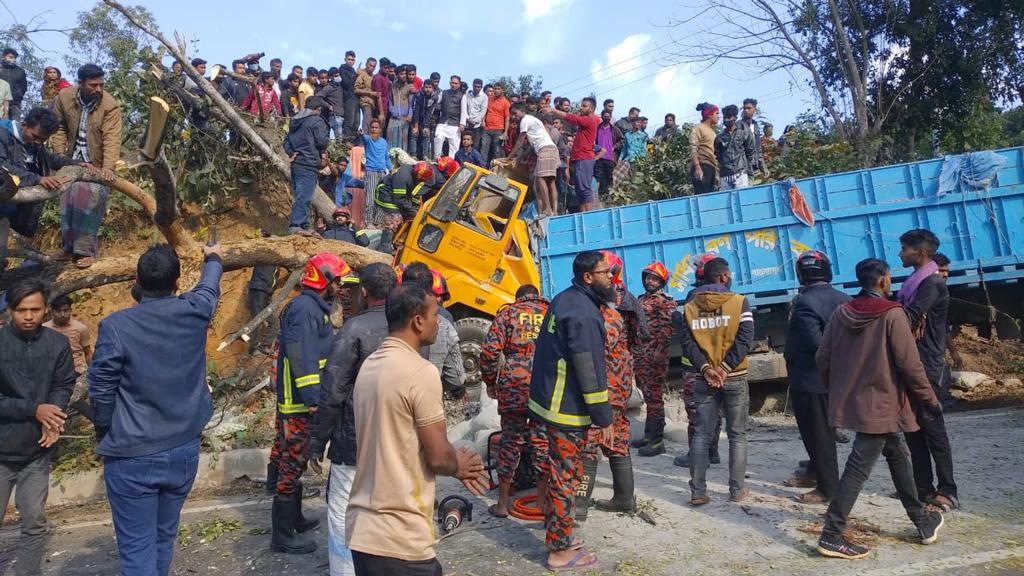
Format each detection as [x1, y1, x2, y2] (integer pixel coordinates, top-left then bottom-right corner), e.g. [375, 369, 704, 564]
[487, 504, 509, 518]
[545, 549, 597, 572]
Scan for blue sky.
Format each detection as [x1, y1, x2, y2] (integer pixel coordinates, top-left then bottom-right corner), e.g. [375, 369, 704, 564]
[10, 0, 817, 130]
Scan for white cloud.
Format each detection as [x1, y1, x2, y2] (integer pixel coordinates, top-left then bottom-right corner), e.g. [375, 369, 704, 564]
[390, 21, 409, 32]
[587, 34, 706, 124]
[449, 30, 464, 41]
[523, 0, 574, 22]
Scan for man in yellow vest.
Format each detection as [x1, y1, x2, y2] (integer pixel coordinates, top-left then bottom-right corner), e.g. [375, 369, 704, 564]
[679, 257, 754, 506]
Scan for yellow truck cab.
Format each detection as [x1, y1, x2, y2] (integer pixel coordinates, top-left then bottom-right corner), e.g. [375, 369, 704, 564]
[393, 163, 540, 387]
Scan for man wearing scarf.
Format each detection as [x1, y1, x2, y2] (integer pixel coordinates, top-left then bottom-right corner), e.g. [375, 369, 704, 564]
[50, 64, 122, 270]
[897, 228, 959, 512]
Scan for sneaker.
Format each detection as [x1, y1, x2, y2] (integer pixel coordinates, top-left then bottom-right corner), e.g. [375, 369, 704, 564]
[689, 495, 711, 507]
[918, 511, 944, 545]
[817, 533, 869, 560]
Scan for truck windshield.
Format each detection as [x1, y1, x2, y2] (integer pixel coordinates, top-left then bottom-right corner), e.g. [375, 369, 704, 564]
[456, 175, 520, 240]
[428, 168, 476, 222]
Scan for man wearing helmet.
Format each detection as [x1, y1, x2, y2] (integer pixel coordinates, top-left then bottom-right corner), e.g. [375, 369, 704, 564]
[271, 253, 356, 555]
[631, 261, 677, 457]
[373, 160, 443, 253]
[783, 251, 850, 504]
[322, 208, 370, 247]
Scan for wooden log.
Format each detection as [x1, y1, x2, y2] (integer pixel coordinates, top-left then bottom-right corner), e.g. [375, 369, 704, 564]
[217, 267, 303, 351]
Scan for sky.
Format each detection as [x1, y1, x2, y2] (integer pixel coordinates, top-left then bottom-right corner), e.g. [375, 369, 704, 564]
[6, 0, 818, 130]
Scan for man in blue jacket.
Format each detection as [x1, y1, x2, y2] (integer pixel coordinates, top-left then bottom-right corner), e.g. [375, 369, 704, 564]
[529, 250, 614, 572]
[285, 95, 329, 235]
[783, 251, 850, 504]
[89, 241, 223, 576]
[272, 252, 355, 555]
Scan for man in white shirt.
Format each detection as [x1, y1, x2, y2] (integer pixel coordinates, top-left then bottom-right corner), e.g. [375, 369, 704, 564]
[508, 103, 559, 216]
[460, 78, 487, 154]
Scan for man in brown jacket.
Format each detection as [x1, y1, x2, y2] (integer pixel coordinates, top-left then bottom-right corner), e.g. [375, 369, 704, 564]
[815, 258, 945, 560]
[50, 64, 121, 269]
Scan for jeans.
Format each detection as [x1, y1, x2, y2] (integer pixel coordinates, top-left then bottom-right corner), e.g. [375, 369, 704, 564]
[480, 129, 505, 165]
[412, 129, 433, 160]
[343, 97, 360, 142]
[720, 172, 750, 190]
[689, 378, 748, 498]
[594, 158, 615, 197]
[104, 437, 201, 576]
[330, 115, 345, 146]
[352, 550, 442, 576]
[289, 164, 318, 231]
[905, 392, 958, 500]
[360, 105, 376, 135]
[0, 454, 50, 576]
[822, 432, 926, 538]
[791, 390, 839, 498]
[328, 464, 357, 576]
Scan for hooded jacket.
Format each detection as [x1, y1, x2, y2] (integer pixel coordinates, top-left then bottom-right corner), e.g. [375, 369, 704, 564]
[284, 109, 329, 170]
[816, 293, 940, 434]
[680, 283, 754, 379]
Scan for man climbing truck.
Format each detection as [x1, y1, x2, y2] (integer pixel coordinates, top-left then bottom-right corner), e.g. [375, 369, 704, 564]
[395, 148, 1024, 396]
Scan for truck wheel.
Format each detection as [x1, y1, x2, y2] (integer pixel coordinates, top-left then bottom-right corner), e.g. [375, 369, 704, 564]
[455, 317, 493, 400]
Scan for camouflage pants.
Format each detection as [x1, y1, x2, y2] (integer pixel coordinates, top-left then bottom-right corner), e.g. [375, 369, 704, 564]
[545, 426, 586, 551]
[497, 413, 531, 484]
[584, 409, 630, 458]
[274, 415, 311, 495]
[529, 417, 550, 477]
[635, 355, 668, 425]
[684, 372, 721, 442]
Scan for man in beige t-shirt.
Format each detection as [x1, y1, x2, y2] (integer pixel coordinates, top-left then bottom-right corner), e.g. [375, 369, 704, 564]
[43, 294, 93, 419]
[346, 284, 487, 576]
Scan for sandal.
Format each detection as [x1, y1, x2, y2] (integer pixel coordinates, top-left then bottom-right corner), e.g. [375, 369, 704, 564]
[927, 493, 959, 512]
[50, 251, 73, 262]
[74, 257, 94, 269]
[487, 504, 509, 518]
[545, 549, 598, 572]
[796, 489, 831, 504]
[782, 475, 817, 488]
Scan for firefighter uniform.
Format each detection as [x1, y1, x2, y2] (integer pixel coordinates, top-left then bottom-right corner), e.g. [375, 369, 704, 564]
[633, 288, 675, 447]
[585, 305, 633, 457]
[480, 293, 550, 486]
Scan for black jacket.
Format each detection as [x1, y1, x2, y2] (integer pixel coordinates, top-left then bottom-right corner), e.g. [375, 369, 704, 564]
[439, 89, 462, 126]
[783, 282, 851, 394]
[715, 126, 756, 177]
[0, 325, 77, 464]
[284, 110, 329, 169]
[339, 65, 358, 99]
[903, 273, 949, 385]
[220, 77, 250, 106]
[528, 280, 612, 430]
[0, 63, 28, 104]
[317, 82, 344, 114]
[0, 119, 77, 187]
[311, 305, 389, 465]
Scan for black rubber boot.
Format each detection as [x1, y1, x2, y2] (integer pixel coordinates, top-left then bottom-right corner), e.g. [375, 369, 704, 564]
[630, 419, 652, 449]
[638, 418, 665, 457]
[294, 481, 320, 533]
[595, 455, 636, 512]
[574, 456, 599, 521]
[265, 462, 278, 495]
[270, 494, 316, 554]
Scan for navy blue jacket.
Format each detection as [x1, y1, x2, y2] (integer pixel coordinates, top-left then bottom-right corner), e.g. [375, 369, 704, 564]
[528, 280, 612, 430]
[284, 109, 330, 170]
[276, 289, 333, 416]
[784, 282, 851, 394]
[89, 257, 222, 458]
[311, 305, 389, 465]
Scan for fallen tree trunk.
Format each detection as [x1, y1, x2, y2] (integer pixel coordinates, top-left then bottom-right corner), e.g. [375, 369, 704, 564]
[104, 0, 338, 224]
[217, 267, 303, 351]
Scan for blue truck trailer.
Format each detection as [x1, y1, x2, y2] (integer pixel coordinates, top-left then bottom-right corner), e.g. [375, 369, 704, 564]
[538, 147, 1024, 382]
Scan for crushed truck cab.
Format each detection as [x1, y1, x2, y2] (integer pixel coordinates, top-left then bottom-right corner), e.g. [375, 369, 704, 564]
[394, 163, 540, 387]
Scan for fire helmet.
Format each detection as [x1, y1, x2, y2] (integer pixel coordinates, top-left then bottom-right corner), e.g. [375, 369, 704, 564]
[435, 156, 459, 178]
[693, 253, 718, 284]
[413, 161, 434, 182]
[302, 253, 354, 290]
[642, 261, 669, 284]
[600, 250, 624, 285]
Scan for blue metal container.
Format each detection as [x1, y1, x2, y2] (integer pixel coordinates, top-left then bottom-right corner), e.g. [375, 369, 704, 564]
[540, 148, 1024, 306]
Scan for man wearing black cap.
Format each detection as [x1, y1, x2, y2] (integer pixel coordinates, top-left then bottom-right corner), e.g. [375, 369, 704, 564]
[284, 95, 329, 235]
[0, 48, 27, 121]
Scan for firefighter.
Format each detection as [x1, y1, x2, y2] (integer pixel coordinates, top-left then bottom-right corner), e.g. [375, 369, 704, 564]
[373, 161, 436, 253]
[579, 251, 638, 519]
[631, 261, 677, 457]
[481, 284, 550, 518]
[271, 252, 355, 555]
[528, 250, 613, 572]
[673, 253, 724, 468]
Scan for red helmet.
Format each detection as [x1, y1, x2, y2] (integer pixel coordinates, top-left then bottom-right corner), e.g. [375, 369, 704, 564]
[693, 253, 718, 282]
[302, 253, 354, 290]
[600, 250, 624, 285]
[435, 156, 459, 178]
[430, 269, 450, 300]
[413, 161, 434, 182]
[642, 261, 669, 284]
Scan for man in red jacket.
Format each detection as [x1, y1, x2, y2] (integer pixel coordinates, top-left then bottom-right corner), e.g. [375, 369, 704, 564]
[815, 258, 945, 560]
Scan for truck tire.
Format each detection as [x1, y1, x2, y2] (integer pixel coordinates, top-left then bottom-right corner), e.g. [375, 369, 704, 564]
[455, 317, 493, 399]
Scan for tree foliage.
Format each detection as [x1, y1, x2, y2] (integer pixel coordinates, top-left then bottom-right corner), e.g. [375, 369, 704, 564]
[487, 74, 544, 98]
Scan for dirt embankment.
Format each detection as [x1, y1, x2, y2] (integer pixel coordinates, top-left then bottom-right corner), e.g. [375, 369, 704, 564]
[948, 326, 1024, 409]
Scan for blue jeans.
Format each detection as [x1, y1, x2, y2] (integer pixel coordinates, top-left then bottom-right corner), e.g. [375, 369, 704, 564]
[104, 437, 201, 576]
[689, 377, 749, 498]
[289, 165, 318, 231]
[330, 115, 345, 145]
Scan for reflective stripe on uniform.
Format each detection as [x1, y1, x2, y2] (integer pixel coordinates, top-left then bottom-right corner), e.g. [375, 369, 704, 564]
[374, 183, 399, 210]
[583, 390, 608, 404]
[295, 374, 320, 388]
[526, 358, 593, 427]
[279, 357, 308, 414]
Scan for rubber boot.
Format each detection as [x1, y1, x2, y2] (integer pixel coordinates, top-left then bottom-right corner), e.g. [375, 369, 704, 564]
[638, 418, 665, 457]
[270, 494, 316, 554]
[294, 481, 320, 533]
[265, 462, 278, 495]
[574, 456, 599, 521]
[630, 418, 652, 449]
[595, 455, 636, 512]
